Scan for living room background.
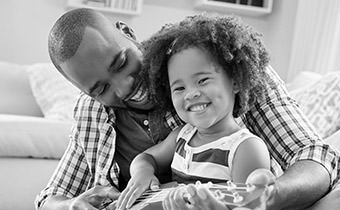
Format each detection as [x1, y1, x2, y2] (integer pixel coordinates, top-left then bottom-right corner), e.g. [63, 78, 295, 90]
[0, 0, 298, 81]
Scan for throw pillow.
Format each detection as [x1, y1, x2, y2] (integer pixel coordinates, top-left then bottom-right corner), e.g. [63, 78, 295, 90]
[0, 114, 72, 159]
[290, 72, 340, 138]
[26, 63, 79, 121]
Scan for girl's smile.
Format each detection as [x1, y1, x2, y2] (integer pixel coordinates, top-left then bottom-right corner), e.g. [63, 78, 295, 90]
[168, 47, 238, 132]
[185, 102, 211, 112]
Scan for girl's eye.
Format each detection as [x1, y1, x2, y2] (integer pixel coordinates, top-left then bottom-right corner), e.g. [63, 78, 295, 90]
[173, 86, 185, 93]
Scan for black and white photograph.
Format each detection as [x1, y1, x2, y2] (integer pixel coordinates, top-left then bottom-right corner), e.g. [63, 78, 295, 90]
[1, 1, 340, 210]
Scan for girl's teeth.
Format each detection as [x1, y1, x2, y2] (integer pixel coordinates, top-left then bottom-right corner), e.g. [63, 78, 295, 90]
[190, 104, 207, 111]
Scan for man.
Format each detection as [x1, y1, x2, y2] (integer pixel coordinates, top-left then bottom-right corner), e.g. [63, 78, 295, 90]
[36, 8, 339, 210]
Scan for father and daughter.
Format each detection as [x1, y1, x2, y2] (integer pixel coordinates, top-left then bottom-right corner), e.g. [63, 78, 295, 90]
[36, 8, 340, 210]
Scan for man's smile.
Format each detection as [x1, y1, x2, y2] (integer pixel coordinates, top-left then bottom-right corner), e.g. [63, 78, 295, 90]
[124, 79, 148, 102]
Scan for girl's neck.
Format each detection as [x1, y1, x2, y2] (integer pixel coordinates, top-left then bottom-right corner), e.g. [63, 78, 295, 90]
[190, 118, 241, 147]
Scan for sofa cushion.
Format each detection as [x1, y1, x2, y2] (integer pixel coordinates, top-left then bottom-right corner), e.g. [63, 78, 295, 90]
[0, 62, 43, 117]
[290, 72, 340, 138]
[0, 114, 72, 159]
[26, 63, 79, 121]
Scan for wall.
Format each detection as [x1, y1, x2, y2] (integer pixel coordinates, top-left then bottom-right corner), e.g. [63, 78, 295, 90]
[0, 0, 298, 81]
[0, 0, 66, 64]
[266, 0, 298, 81]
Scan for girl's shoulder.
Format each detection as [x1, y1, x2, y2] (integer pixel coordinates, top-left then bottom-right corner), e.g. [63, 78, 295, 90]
[176, 123, 196, 142]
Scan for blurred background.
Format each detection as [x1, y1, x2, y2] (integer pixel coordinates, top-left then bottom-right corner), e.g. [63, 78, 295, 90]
[0, 0, 340, 82]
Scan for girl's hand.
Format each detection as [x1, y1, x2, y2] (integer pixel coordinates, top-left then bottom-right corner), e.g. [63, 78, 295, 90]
[116, 172, 160, 210]
[162, 184, 230, 210]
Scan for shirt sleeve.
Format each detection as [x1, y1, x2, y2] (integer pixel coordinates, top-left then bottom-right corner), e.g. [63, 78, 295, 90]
[35, 93, 117, 209]
[241, 65, 340, 188]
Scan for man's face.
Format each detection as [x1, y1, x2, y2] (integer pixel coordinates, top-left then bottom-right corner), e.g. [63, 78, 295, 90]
[60, 18, 153, 110]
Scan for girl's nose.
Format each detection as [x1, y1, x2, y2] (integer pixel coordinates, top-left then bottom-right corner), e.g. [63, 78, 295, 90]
[184, 89, 201, 100]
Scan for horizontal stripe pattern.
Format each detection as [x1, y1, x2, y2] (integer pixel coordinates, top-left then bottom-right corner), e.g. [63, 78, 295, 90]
[172, 167, 229, 184]
[171, 124, 252, 183]
[172, 152, 231, 181]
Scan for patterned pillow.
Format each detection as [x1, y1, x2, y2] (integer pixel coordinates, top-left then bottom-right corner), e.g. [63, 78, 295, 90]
[26, 63, 79, 121]
[290, 72, 340, 138]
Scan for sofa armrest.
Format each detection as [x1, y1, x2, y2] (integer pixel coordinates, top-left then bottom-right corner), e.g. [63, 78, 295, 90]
[0, 62, 43, 117]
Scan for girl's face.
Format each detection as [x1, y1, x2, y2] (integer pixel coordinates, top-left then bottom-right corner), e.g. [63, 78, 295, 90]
[168, 47, 237, 130]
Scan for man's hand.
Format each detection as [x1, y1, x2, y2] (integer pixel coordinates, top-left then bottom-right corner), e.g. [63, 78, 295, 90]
[69, 185, 120, 210]
[116, 172, 160, 210]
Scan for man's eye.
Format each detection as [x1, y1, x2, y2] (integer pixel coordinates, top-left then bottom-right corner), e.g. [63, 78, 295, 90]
[95, 84, 109, 96]
[111, 52, 127, 72]
[116, 53, 127, 71]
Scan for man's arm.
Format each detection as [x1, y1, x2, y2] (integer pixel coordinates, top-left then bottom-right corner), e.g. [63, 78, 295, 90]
[266, 160, 330, 210]
[36, 93, 119, 210]
[241, 66, 339, 209]
[36, 123, 91, 209]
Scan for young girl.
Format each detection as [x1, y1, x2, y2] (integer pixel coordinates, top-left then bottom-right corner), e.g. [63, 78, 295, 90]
[116, 14, 274, 210]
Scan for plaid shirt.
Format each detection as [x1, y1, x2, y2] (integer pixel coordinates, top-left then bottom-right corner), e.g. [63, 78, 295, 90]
[35, 66, 340, 209]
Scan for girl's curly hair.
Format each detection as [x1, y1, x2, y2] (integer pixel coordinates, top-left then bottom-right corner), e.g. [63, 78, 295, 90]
[141, 13, 274, 118]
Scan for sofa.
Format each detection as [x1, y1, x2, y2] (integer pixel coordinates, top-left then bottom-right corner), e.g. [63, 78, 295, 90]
[0, 61, 339, 210]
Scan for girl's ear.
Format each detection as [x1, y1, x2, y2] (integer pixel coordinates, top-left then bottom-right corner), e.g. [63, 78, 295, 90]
[233, 80, 240, 94]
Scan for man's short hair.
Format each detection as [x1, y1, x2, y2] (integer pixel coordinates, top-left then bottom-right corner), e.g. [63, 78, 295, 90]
[48, 8, 102, 72]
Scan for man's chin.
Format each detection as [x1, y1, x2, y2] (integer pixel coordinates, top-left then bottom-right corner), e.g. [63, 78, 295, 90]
[125, 99, 155, 111]
[104, 98, 155, 111]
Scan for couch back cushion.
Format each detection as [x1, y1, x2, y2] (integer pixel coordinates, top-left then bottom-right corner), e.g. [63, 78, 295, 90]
[0, 62, 43, 117]
[26, 63, 79, 121]
[290, 71, 340, 138]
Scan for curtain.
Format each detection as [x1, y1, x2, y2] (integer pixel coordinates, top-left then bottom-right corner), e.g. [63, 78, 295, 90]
[288, 0, 340, 81]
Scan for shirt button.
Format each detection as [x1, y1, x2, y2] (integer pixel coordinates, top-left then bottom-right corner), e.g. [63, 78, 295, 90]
[143, 120, 149, 126]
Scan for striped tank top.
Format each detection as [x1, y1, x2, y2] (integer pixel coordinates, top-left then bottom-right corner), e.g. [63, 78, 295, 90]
[171, 123, 257, 184]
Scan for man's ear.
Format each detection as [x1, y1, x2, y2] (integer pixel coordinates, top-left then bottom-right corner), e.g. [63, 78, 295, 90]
[115, 21, 137, 41]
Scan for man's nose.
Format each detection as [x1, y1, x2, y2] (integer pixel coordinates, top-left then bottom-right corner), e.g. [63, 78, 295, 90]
[115, 76, 135, 98]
